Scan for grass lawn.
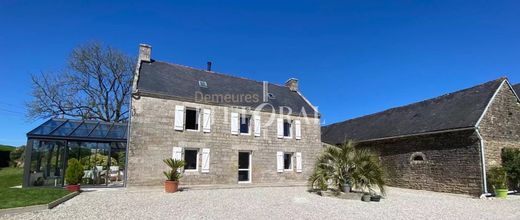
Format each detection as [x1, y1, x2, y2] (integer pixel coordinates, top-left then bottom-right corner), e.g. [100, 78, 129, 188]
[0, 167, 69, 209]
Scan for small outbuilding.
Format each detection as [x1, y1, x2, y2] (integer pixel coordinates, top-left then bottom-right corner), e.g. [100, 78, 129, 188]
[322, 78, 520, 196]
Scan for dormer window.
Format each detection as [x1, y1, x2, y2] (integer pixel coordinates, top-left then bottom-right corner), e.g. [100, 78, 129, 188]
[198, 80, 208, 88]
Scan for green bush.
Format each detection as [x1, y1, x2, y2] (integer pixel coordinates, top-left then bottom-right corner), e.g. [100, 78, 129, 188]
[502, 148, 520, 190]
[488, 166, 508, 191]
[65, 159, 84, 185]
[9, 147, 24, 167]
[80, 153, 117, 170]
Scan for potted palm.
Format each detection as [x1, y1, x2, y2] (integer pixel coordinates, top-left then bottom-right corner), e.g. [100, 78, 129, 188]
[309, 141, 386, 200]
[65, 158, 84, 192]
[163, 158, 185, 193]
[488, 166, 508, 198]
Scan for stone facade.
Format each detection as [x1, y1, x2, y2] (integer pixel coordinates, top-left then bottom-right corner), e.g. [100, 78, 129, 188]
[359, 130, 484, 196]
[478, 83, 520, 168]
[127, 95, 322, 186]
[355, 82, 520, 196]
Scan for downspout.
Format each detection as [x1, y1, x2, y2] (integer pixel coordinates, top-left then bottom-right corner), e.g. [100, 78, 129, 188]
[475, 128, 488, 196]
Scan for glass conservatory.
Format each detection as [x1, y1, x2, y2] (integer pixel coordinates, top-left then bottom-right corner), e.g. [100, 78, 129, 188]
[23, 118, 128, 188]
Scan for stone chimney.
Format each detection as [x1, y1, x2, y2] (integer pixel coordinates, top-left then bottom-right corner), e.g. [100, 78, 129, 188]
[285, 78, 298, 92]
[138, 44, 152, 62]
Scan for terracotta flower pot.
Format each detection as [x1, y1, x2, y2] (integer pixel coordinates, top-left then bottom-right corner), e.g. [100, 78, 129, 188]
[165, 180, 179, 193]
[66, 184, 80, 192]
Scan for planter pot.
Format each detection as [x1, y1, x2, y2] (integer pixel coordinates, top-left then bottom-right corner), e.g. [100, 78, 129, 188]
[361, 194, 371, 202]
[370, 195, 381, 202]
[495, 188, 508, 198]
[165, 180, 179, 193]
[342, 184, 351, 193]
[66, 184, 80, 192]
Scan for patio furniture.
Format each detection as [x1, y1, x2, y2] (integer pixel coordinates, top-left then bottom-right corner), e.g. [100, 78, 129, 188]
[109, 166, 120, 181]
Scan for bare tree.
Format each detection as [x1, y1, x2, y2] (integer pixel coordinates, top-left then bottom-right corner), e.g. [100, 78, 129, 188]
[28, 42, 135, 122]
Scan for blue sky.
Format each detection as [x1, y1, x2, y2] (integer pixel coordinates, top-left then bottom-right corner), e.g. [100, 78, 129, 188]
[1, 1, 519, 146]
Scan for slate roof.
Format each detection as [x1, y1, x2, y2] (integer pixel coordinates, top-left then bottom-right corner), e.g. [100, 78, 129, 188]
[321, 78, 506, 145]
[136, 60, 318, 116]
[512, 83, 520, 95]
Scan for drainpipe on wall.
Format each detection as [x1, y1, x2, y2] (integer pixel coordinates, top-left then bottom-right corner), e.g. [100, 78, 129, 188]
[475, 128, 489, 196]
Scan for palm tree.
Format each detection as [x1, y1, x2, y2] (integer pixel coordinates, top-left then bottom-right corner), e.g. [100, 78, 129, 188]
[309, 141, 386, 195]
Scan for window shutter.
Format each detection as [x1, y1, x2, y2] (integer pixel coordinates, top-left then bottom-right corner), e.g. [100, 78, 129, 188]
[172, 147, 183, 160]
[296, 152, 302, 173]
[230, 112, 239, 135]
[174, 105, 185, 131]
[277, 118, 283, 138]
[254, 115, 261, 137]
[201, 148, 210, 173]
[203, 109, 211, 132]
[277, 151, 284, 172]
[295, 120, 301, 140]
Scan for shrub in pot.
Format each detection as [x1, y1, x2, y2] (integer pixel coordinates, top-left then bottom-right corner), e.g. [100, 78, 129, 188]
[163, 158, 185, 193]
[308, 141, 386, 197]
[488, 166, 508, 198]
[65, 158, 84, 192]
[342, 178, 351, 193]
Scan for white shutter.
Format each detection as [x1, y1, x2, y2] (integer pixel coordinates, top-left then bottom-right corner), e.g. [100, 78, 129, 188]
[174, 105, 185, 131]
[277, 118, 284, 138]
[254, 115, 261, 137]
[172, 147, 183, 160]
[277, 151, 284, 172]
[230, 112, 239, 135]
[201, 148, 210, 173]
[203, 109, 211, 132]
[296, 152, 302, 173]
[295, 120, 301, 140]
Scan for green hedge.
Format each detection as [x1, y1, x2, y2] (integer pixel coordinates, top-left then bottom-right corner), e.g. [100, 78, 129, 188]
[502, 148, 520, 190]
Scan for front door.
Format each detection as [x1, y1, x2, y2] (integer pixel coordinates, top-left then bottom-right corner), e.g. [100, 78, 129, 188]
[238, 151, 251, 183]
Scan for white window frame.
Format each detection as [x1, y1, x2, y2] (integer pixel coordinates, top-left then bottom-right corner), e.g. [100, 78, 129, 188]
[283, 152, 294, 171]
[184, 107, 200, 132]
[283, 119, 293, 139]
[239, 114, 252, 135]
[238, 151, 252, 184]
[183, 148, 199, 172]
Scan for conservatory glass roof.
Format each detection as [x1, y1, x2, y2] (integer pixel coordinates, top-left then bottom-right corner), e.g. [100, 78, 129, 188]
[27, 118, 127, 141]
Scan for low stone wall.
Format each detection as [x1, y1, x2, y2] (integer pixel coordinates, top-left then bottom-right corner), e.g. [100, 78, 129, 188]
[359, 130, 483, 196]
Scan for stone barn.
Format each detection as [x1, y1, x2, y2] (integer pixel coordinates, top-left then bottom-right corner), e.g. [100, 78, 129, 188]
[322, 78, 520, 196]
[127, 44, 322, 187]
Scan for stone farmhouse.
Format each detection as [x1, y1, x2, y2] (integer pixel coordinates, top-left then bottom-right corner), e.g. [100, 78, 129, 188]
[322, 78, 520, 196]
[127, 44, 322, 186]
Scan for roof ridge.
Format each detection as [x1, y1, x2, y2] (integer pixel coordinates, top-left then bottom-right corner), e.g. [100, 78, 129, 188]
[153, 60, 290, 89]
[324, 77, 506, 128]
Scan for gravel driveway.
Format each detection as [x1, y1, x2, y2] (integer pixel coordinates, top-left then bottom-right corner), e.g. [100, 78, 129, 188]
[3, 186, 520, 220]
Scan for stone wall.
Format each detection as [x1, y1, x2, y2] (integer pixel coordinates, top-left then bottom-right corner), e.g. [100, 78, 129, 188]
[127, 95, 322, 186]
[359, 130, 483, 196]
[478, 83, 520, 168]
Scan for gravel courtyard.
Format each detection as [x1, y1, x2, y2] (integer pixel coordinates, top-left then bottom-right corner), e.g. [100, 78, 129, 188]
[3, 186, 520, 220]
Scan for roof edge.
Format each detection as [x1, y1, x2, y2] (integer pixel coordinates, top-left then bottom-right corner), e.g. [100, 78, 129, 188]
[474, 78, 507, 128]
[322, 126, 476, 145]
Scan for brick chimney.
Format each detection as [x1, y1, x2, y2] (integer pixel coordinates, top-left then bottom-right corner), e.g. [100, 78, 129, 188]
[138, 44, 152, 62]
[285, 78, 298, 92]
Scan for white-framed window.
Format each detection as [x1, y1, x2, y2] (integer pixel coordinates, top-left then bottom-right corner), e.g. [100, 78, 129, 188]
[239, 114, 251, 135]
[283, 152, 293, 171]
[184, 149, 199, 171]
[283, 119, 292, 138]
[185, 108, 200, 131]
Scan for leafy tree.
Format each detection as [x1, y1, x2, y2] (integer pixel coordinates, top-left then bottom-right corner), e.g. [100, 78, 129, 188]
[28, 42, 134, 122]
[309, 141, 386, 195]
